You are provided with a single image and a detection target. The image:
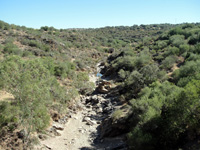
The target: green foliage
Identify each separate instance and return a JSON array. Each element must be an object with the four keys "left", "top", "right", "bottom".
[
  {"left": 111, "top": 109, "right": 124, "bottom": 121},
  {"left": 74, "top": 59, "right": 85, "bottom": 70},
  {"left": 3, "top": 43, "right": 23, "bottom": 56},
  {"left": 0, "top": 56, "right": 70, "bottom": 133},
  {"left": 188, "top": 33, "right": 200, "bottom": 44},
  {"left": 169, "top": 27, "right": 183, "bottom": 36},
  {"left": 22, "top": 39, "right": 51, "bottom": 52},
  {"left": 135, "top": 50, "right": 151, "bottom": 68},
  {"left": 124, "top": 71, "right": 144, "bottom": 94},
  {"left": 111, "top": 50, "right": 151, "bottom": 75},
  {"left": 54, "top": 61, "right": 75, "bottom": 78},
  {"left": 173, "top": 60, "right": 200, "bottom": 85},
  {"left": 179, "top": 44, "right": 189, "bottom": 54},
  {"left": 139, "top": 64, "right": 159, "bottom": 85},
  {"left": 1, "top": 20, "right": 200, "bottom": 149},
  {"left": 128, "top": 126, "right": 154, "bottom": 150},
  {"left": 73, "top": 72, "right": 94, "bottom": 95},
  {"left": 112, "top": 55, "right": 136, "bottom": 72},
  {"left": 169, "top": 35, "right": 185, "bottom": 47},
  {"left": 128, "top": 81, "right": 183, "bottom": 149},
  {"left": 195, "top": 43, "right": 200, "bottom": 53},
  {"left": 157, "top": 40, "right": 168, "bottom": 49},
  {"left": 161, "top": 55, "right": 177, "bottom": 69},
  {"left": 118, "top": 69, "right": 130, "bottom": 80},
  {"left": 155, "top": 79, "right": 200, "bottom": 147},
  {"left": 0, "top": 102, "right": 20, "bottom": 131}
]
